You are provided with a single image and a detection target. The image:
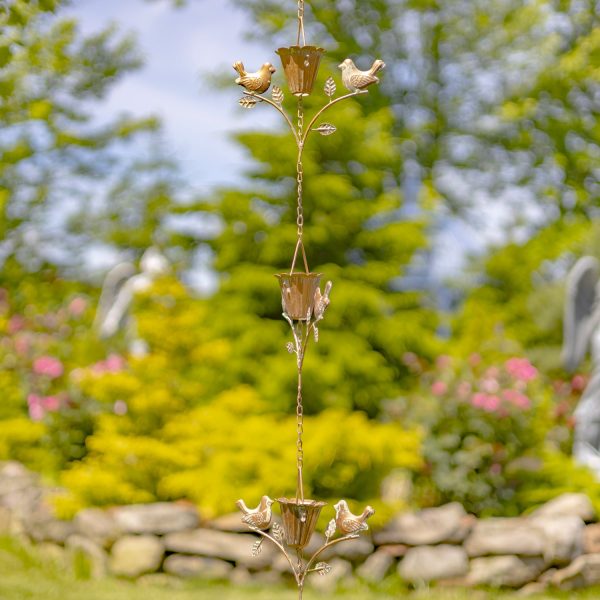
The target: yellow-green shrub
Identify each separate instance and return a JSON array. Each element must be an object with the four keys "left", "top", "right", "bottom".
[{"left": 60, "top": 386, "right": 421, "bottom": 522}]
